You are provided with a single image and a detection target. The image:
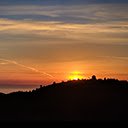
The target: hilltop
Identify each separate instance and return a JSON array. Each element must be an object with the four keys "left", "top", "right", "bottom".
[{"left": 0, "top": 76, "right": 128, "bottom": 122}]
